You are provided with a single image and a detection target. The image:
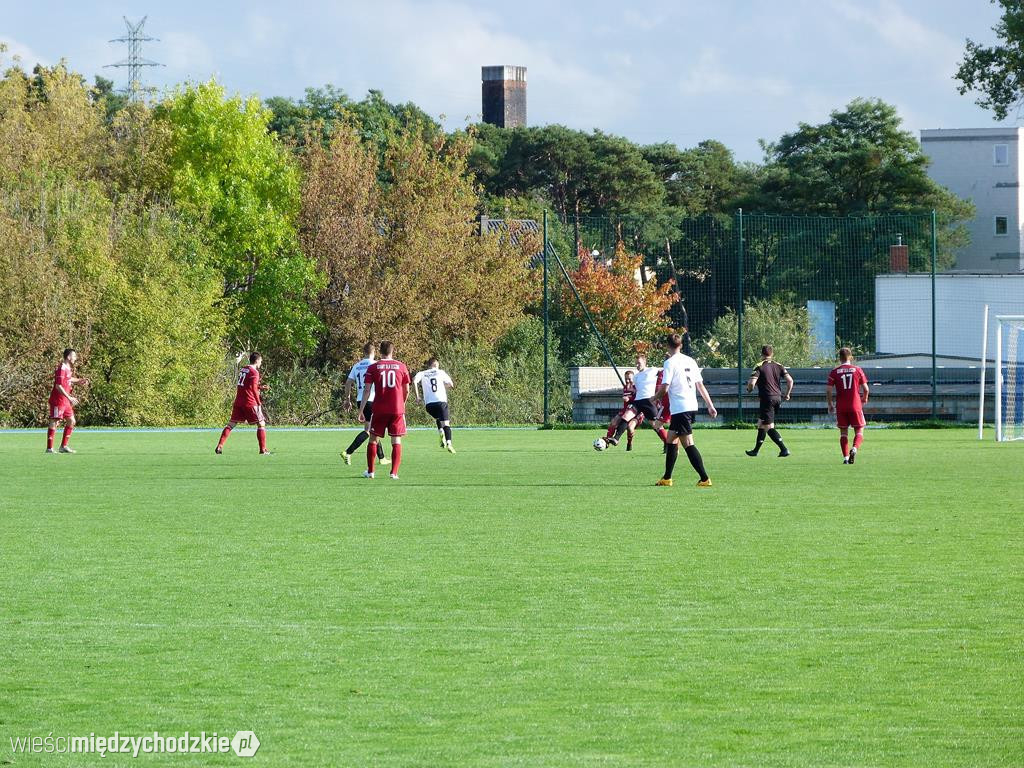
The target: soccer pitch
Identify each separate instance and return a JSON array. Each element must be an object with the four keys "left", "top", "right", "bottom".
[{"left": 1, "top": 428, "right": 1021, "bottom": 766}]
